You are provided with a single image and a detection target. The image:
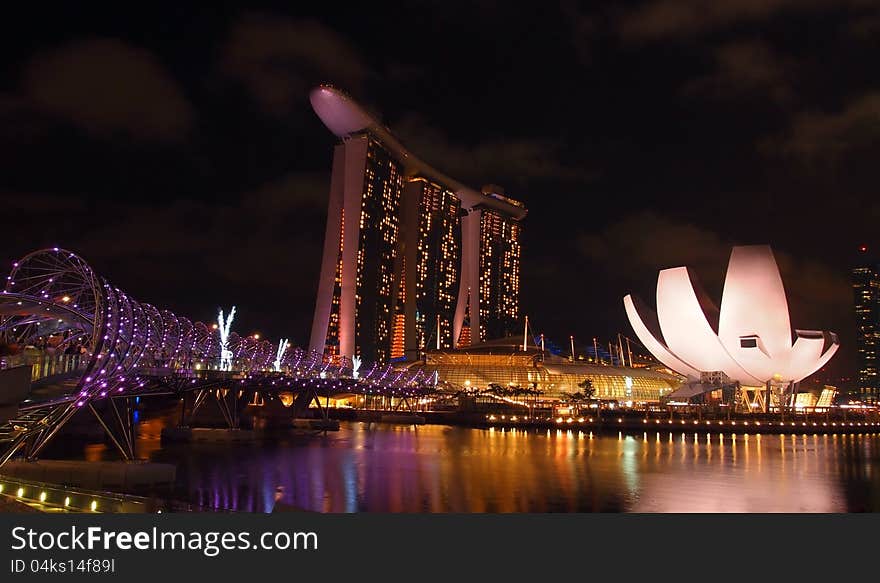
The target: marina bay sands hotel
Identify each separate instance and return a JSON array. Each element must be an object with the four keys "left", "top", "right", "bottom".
[{"left": 308, "top": 86, "right": 527, "bottom": 365}]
